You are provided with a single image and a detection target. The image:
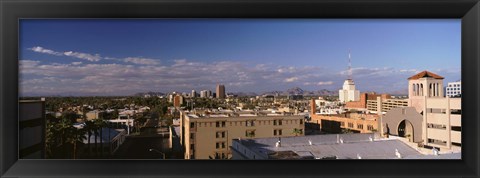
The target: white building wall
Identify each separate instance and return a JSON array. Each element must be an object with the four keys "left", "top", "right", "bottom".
[{"left": 446, "top": 81, "right": 461, "bottom": 97}]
